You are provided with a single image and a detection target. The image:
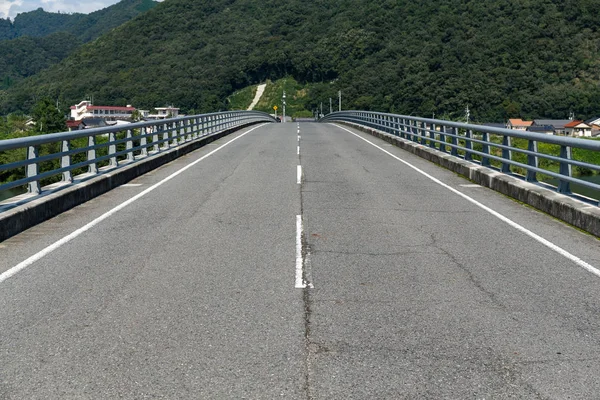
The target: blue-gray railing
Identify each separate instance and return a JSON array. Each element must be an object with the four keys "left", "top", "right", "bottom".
[
  {"left": 0, "top": 110, "right": 274, "bottom": 200},
  {"left": 320, "top": 111, "right": 600, "bottom": 201}
]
